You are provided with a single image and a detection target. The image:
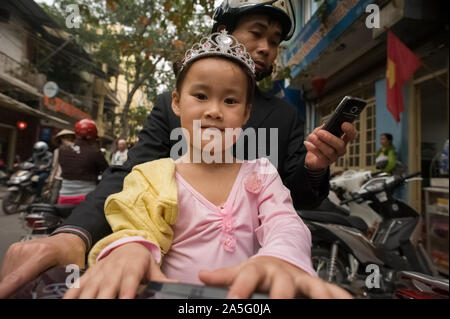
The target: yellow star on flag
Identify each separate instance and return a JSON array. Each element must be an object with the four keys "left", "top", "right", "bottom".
[{"left": 386, "top": 58, "right": 396, "bottom": 89}]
